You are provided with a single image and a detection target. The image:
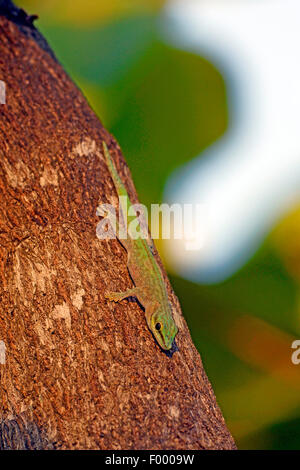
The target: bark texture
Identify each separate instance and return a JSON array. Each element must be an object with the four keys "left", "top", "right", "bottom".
[{"left": 0, "top": 2, "right": 236, "bottom": 450}]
